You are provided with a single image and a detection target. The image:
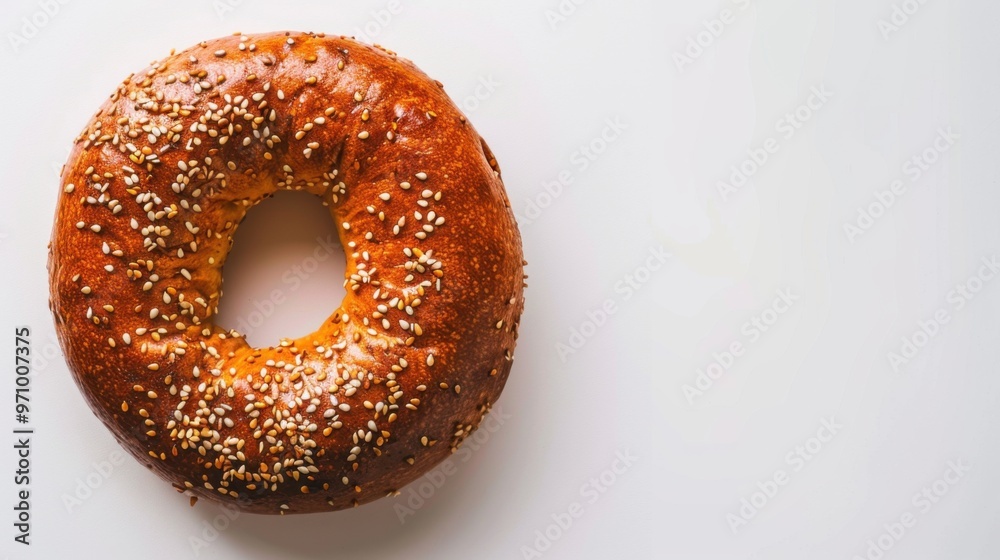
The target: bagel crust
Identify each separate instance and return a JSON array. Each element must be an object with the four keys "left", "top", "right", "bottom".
[{"left": 48, "top": 31, "right": 524, "bottom": 514}]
